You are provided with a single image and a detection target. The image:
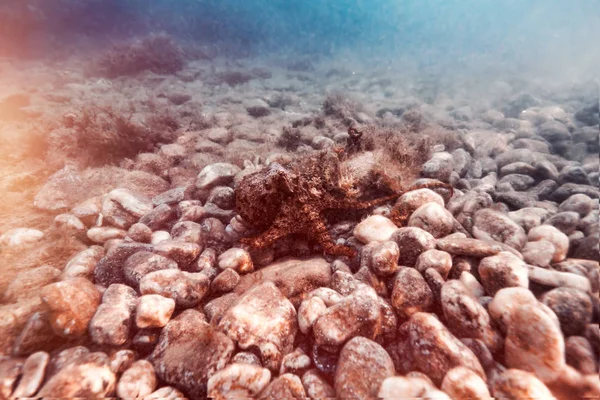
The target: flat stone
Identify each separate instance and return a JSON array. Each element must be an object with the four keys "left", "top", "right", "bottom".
[
  {"left": 353, "top": 215, "right": 398, "bottom": 244},
  {"left": 408, "top": 202, "right": 454, "bottom": 238},
  {"left": 436, "top": 237, "right": 503, "bottom": 258},
  {"left": 123, "top": 251, "right": 178, "bottom": 289},
  {"left": 478, "top": 252, "right": 529, "bottom": 296},
  {"left": 10, "top": 351, "right": 49, "bottom": 398},
  {"left": 490, "top": 369, "right": 554, "bottom": 400},
  {"left": 0, "top": 228, "right": 44, "bottom": 247},
  {"left": 4, "top": 265, "right": 60, "bottom": 303},
  {"left": 140, "top": 269, "right": 210, "bottom": 308},
  {"left": 135, "top": 295, "right": 175, "bottom": 328},
  {"left": 153, "top": 239, "right": 202, "bottom": 267},
  {"left": 472, "top": 209, "right": 527, "bottom": 250},
  {"left": 392, "top": 227, "right": 436, "bottom": 266}
]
